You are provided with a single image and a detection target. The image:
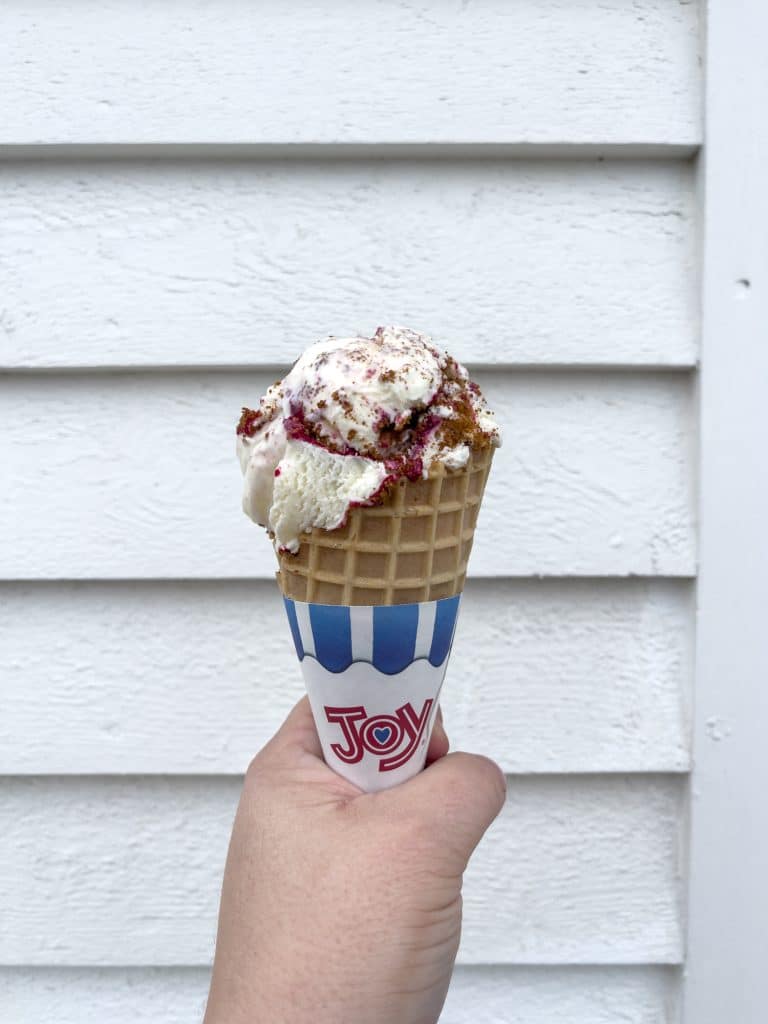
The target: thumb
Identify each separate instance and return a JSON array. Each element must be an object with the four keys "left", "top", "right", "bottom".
[
  {"left": 259, "top": 696, "right": 324, "bottom": 762},
  {"left": 385, "top": 751, "right": 506, "bottom": 869}
]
